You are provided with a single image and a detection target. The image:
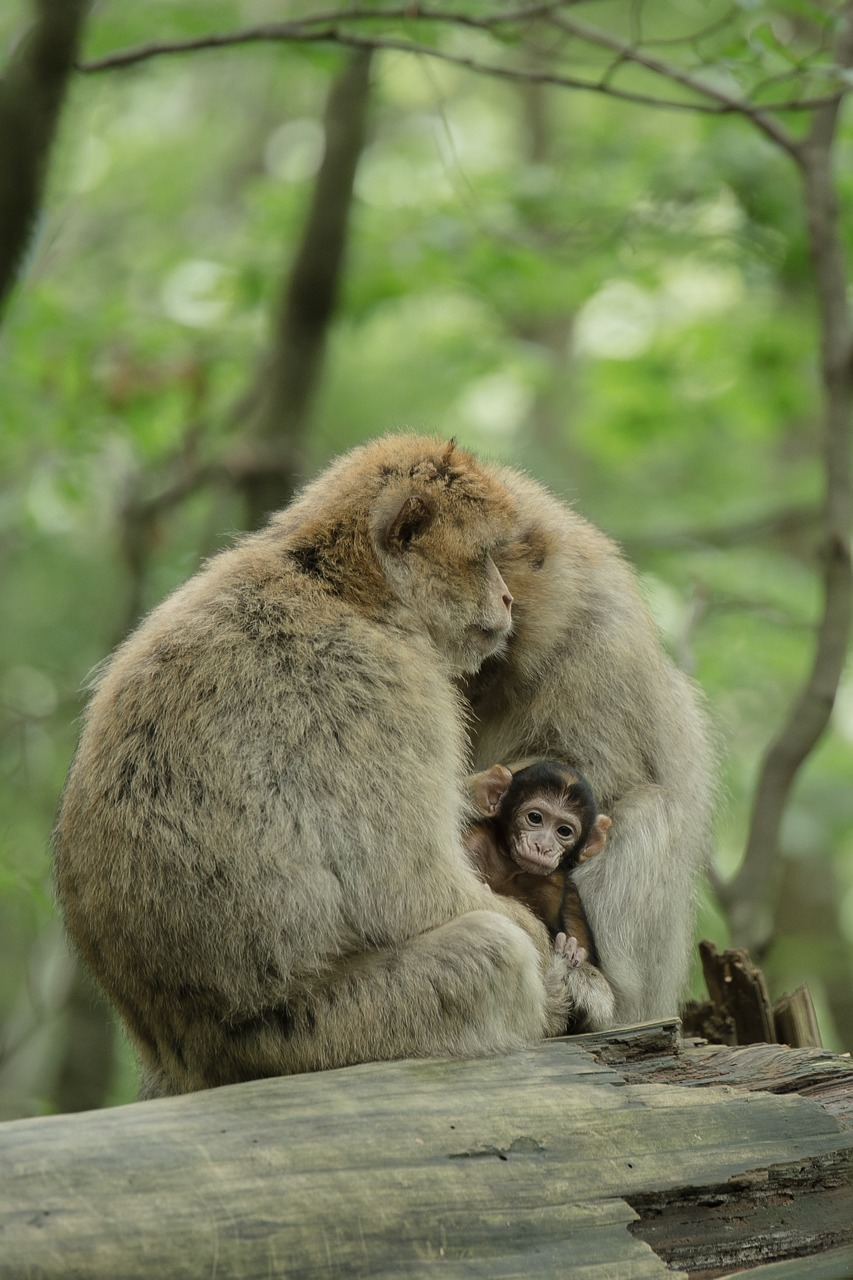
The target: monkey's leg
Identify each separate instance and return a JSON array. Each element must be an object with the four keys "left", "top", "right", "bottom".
[
  {"left": 574, "top": 785, "right": 692, "bottom": 1026},
  {"left": 179, "top": 910, "right": 570, "bottom": 1086}
]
